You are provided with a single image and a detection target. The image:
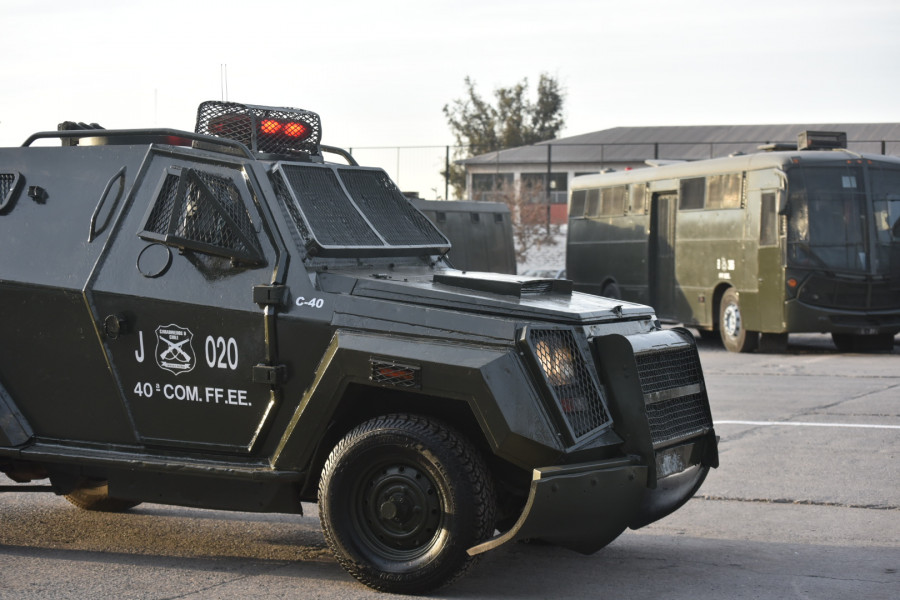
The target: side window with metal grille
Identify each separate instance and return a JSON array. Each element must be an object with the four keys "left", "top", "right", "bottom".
[
  {"left": 706, "top": 173, "right": 743, "bottom": 209},
  {"left": 1, "top": 172, "right": 23, "bottom": 213},
  {"left": 139, "top": 167, "right": 264, "bottom": 265},
  {"left": 679, "top": 177, "right": 705, "bottom": 210},
  {"left": 760, "top": 192, "right": 778, "bottom": 247}
]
